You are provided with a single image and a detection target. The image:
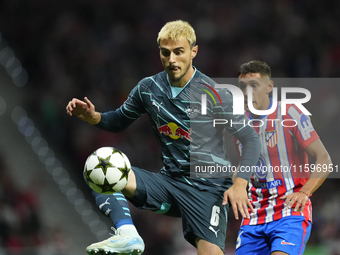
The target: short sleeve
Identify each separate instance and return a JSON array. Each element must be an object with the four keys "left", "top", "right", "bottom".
[{"left": 286, "top": 105, "right": 319, "bottom": 150}]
